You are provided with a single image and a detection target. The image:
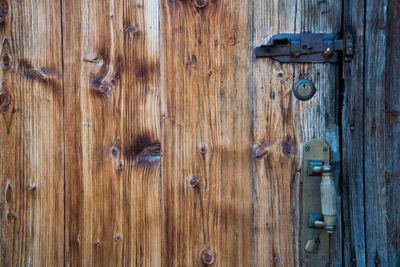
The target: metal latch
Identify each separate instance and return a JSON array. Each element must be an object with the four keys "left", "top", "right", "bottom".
[{"left": 254, "top": 33, "right": 353, "bottom": 63}]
